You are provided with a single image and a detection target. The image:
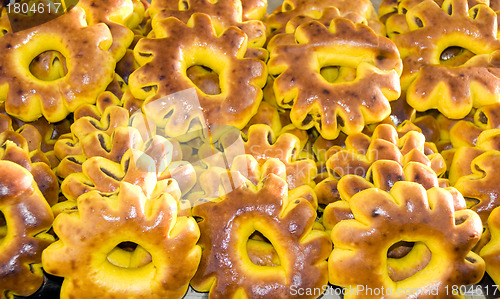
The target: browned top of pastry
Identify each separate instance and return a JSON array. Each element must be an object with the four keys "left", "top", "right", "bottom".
[
  {"left": 191, "top": 174, "right": 331, "bottom": 298},
  {"left": 0, "top": 160, "right": 53, "bottom": 298},
  {"left": 130, "top": 14, "right": 266, "bottom": 131},
  {"left": 0, "top": 7, "right": 115, "bottom": 122}
]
